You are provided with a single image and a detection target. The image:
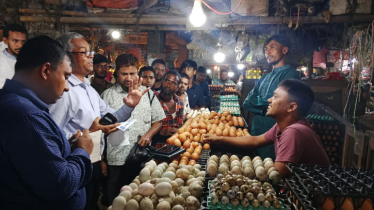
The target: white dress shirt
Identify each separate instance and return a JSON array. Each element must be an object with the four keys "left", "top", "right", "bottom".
[
  {"left": 49, "top": 74, "right": 133, "bottom": 154},
  {"left": 0, "top": 48, "right": 16, "bottom": 88}
]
